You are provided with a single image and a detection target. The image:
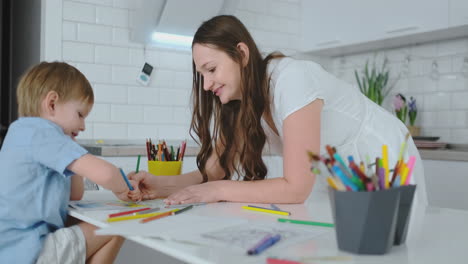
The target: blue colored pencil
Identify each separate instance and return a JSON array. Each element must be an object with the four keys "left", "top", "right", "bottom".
[{"left": 119, "top": 168, "right": 134, "bottom": 191}]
